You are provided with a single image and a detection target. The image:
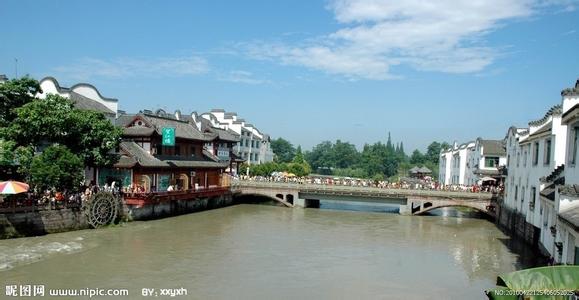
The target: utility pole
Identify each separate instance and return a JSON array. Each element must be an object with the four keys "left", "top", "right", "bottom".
[{"left": 14, "top": 58, "right": 18, "bottom": 78}]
